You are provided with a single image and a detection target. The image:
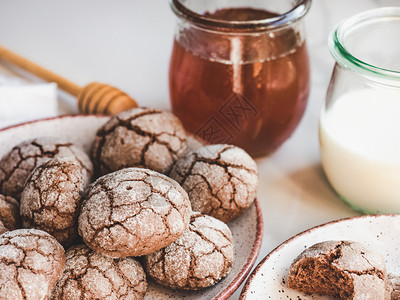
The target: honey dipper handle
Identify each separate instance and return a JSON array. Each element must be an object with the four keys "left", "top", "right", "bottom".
[{"left": 0, "top": 46, "right": 81, "bottom": 96}]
